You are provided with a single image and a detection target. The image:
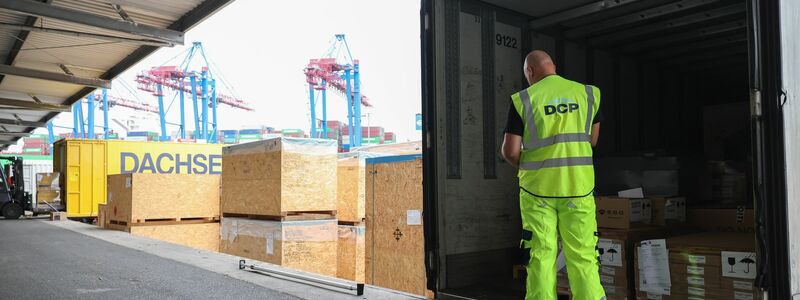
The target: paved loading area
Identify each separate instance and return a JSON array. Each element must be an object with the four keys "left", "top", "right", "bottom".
[{"left": 0, "top": 219, "right": 422, "bottom": 300}]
